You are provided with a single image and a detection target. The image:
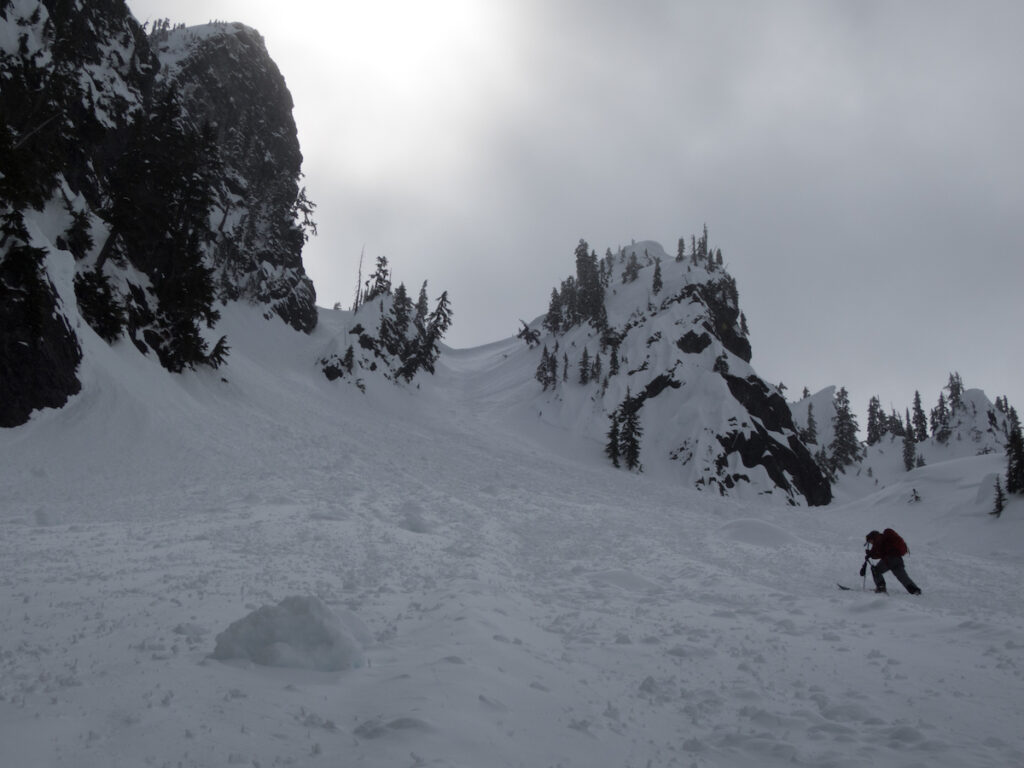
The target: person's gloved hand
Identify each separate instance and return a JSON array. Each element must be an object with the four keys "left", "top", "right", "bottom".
[{"left": 859, "top": 562, "right": 867, "bottom": 577}]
